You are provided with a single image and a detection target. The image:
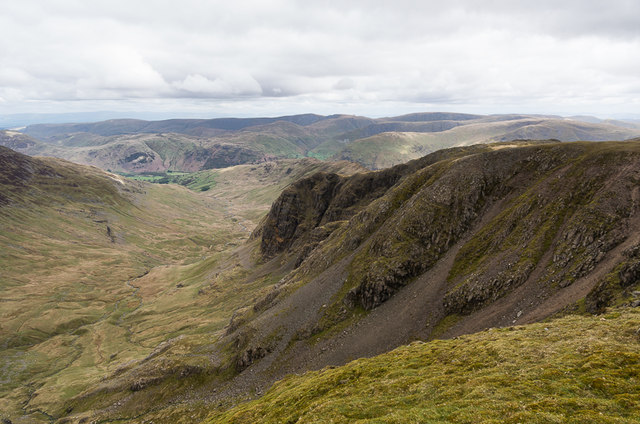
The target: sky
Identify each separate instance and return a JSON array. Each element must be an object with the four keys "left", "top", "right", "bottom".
[{"left": 1, "top": 0, "right": 639, "bottom": 121}]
